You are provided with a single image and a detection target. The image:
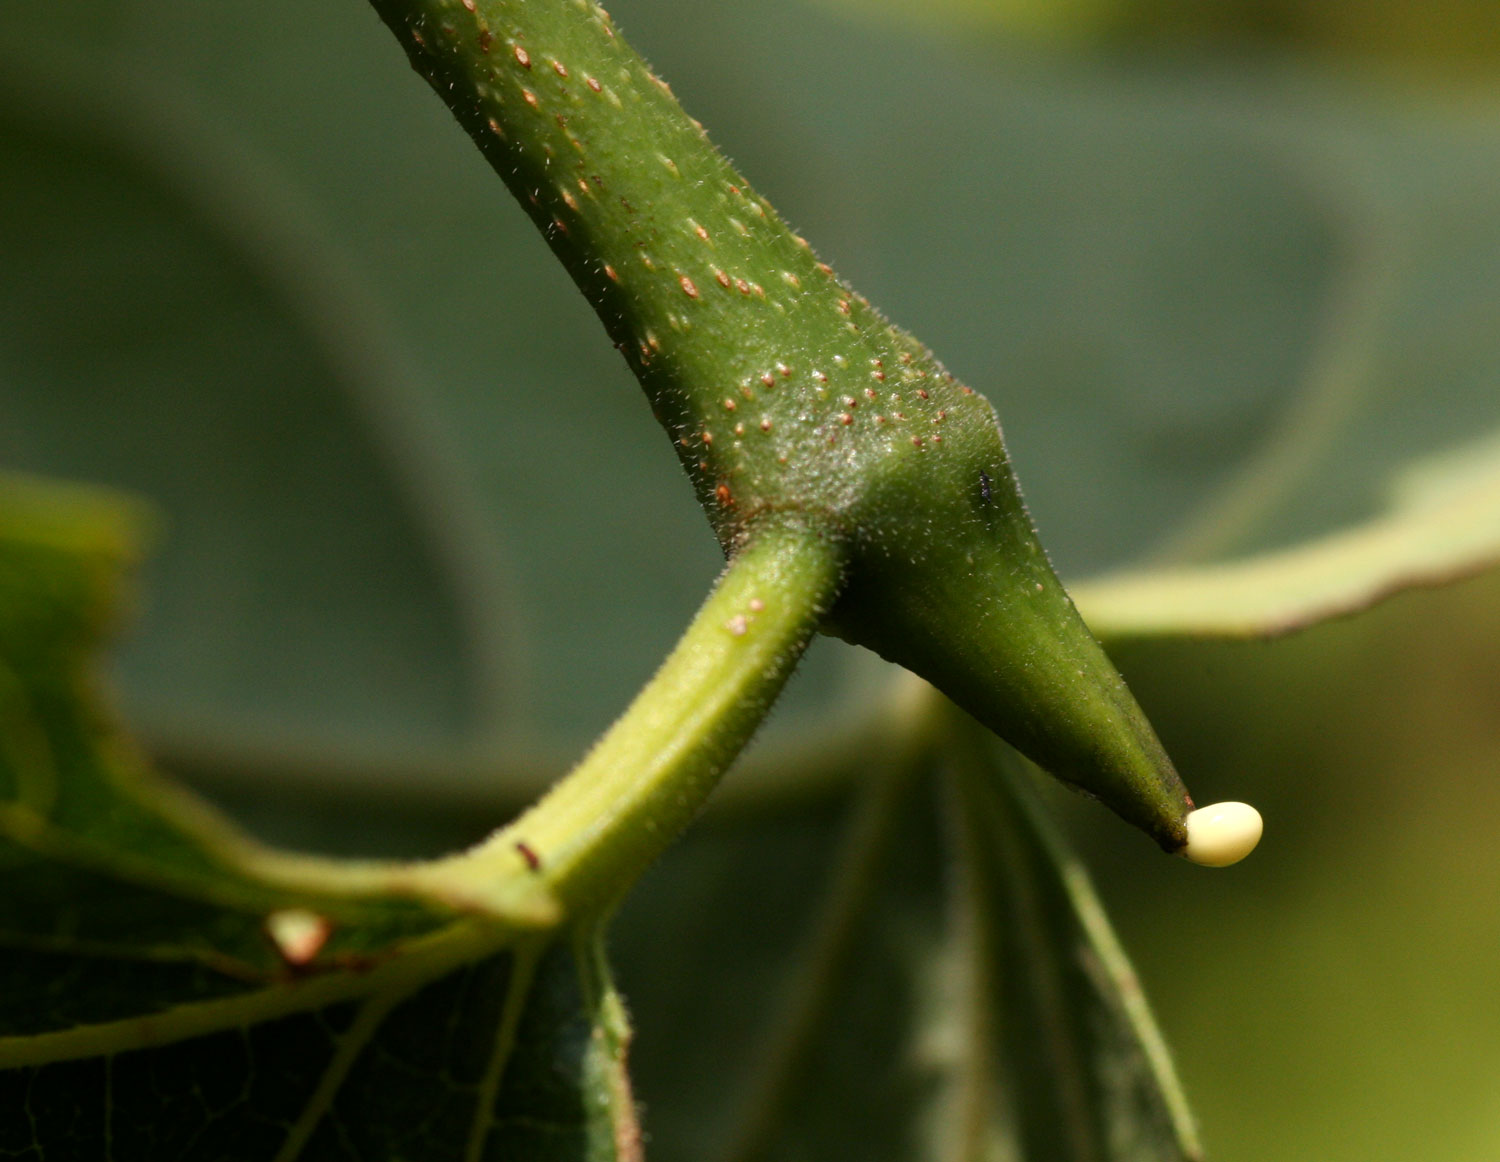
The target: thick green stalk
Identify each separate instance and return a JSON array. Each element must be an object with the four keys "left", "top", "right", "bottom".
[
  {"left": 368, "top": 0, "right": 1194, "bottom": 849},
  {"left": 421, "top": 519, "right": 843, "bottom": 916}
]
